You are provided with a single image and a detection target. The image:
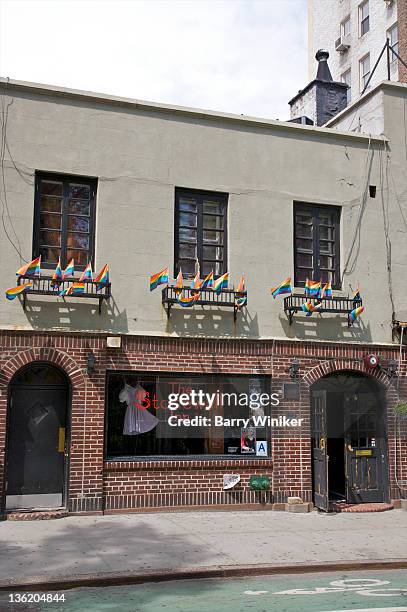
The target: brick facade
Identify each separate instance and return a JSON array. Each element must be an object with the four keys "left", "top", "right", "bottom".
[
  {"left": 398, "top": 0, "right": 407, "bottom": 83},
  {"left": 0, "top": 331, "right": 406, "bottom": 515}
]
